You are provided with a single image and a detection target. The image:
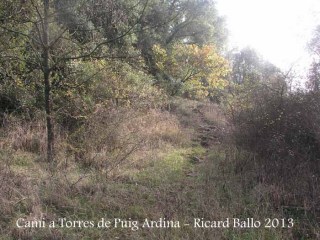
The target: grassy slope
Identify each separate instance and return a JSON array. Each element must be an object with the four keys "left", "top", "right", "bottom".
[{"left": 0, "top": 100, "right": 317, "bottom": 239}]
